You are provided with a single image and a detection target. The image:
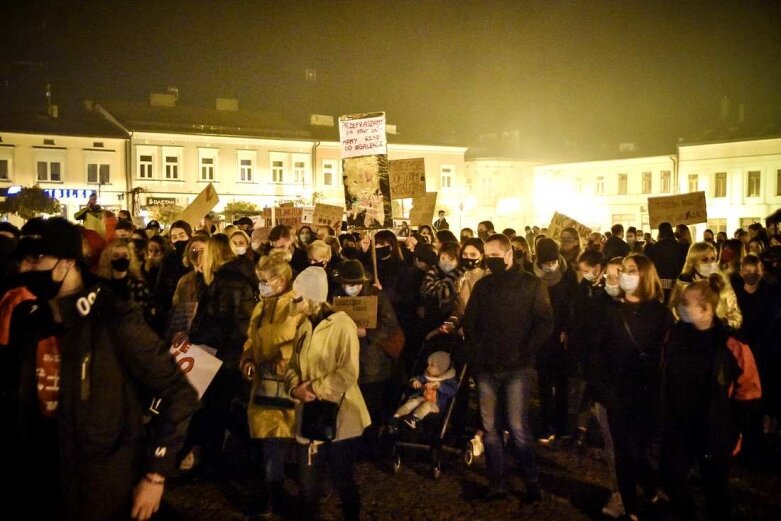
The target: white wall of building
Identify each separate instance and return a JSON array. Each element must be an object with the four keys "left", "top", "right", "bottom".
[
  {"left": 463, "top": 159, "right": 538, "bottom": 232},
  {"left": 0, "top": 131, "right": 128, "bottom": 220}
]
